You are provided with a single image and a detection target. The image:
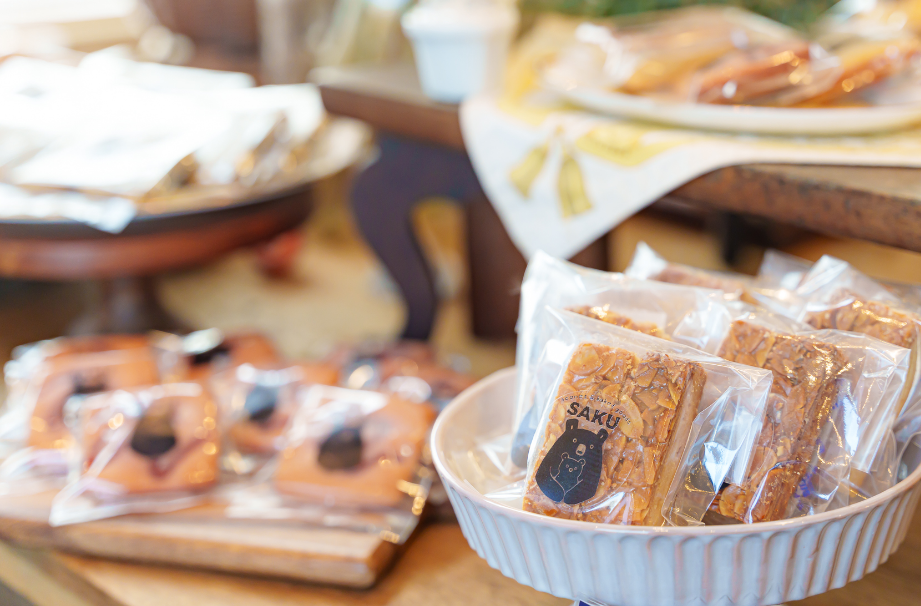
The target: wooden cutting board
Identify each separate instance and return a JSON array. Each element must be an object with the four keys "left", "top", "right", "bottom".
[{"left": 0, "top": 492, "right": 399, "bottom": 589}]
